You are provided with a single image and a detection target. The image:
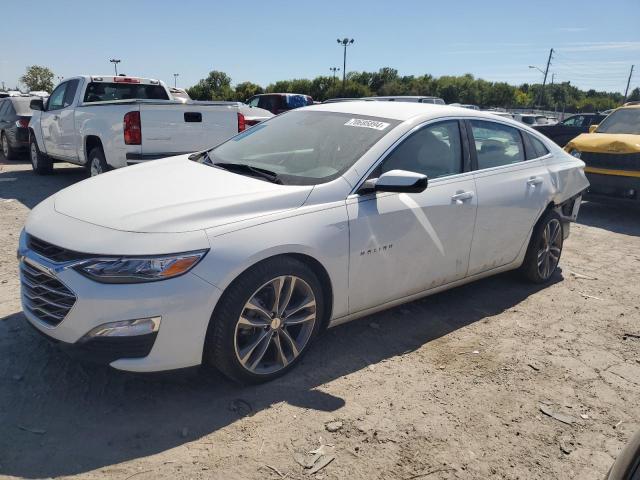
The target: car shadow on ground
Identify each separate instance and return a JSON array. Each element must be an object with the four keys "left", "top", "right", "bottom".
[
  {"left": 577, "top": 200, "right": 640, "bottom": 237},
  {"left": 0, "top": 163, "right": 86, "bottom": 209},
  {"left": 0, "top": 270, "right": 560, "bottom": 478}
]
